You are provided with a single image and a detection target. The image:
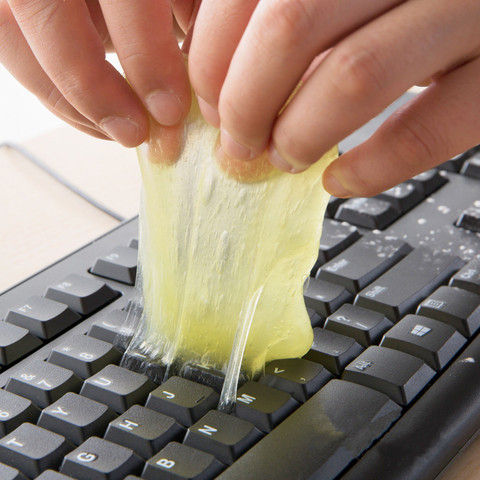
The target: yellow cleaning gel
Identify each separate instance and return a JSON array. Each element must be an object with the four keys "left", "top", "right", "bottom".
[{"left": 126, "top": 96, "right": 336, "bottom": 400}]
